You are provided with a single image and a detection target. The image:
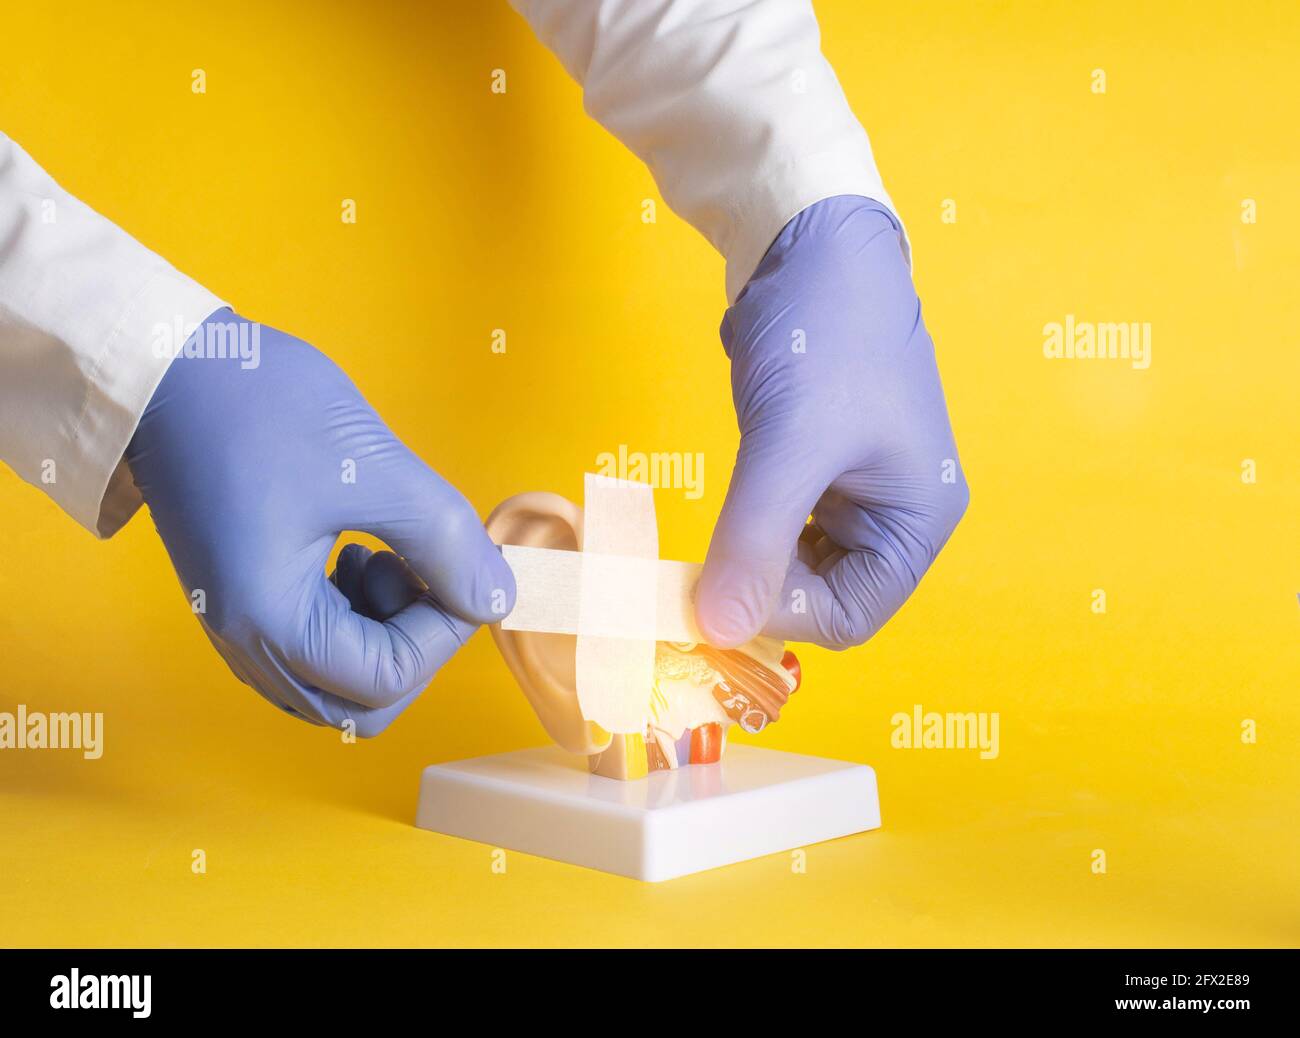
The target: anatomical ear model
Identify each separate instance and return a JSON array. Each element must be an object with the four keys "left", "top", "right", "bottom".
[{"left": 485, "top": 492, "right": 801, "bottom": 780}]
